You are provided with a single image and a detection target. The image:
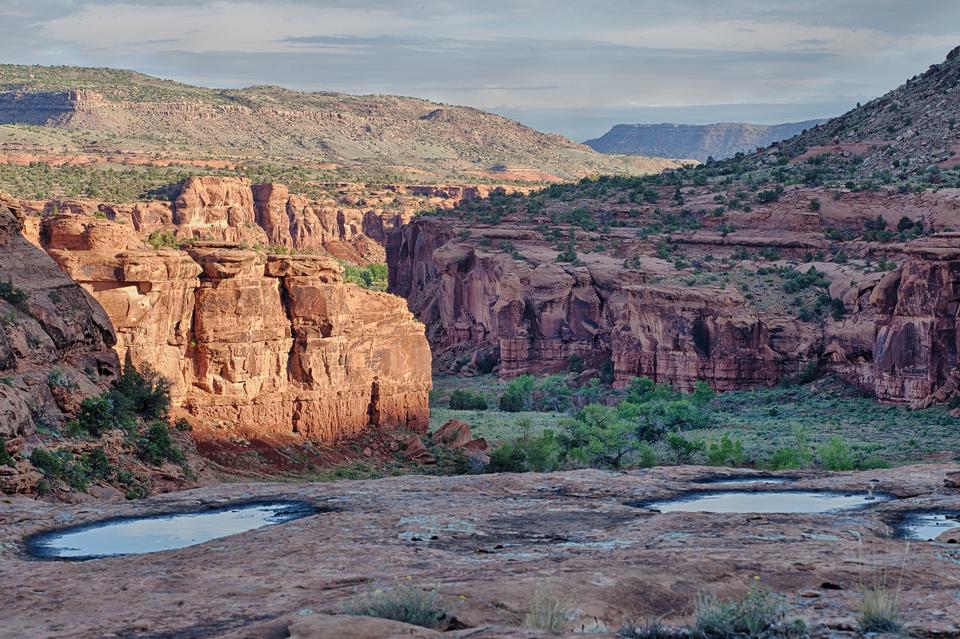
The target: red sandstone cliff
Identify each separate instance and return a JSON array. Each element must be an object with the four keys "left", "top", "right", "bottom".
[
  {"left": 43, "top": 215, "right": 432, "bottom": 441},
  {"left": 16, "top": 177, "right": 535, "bottom": 265},
  {"left": 388, "top": 206, "right": 960, "bottom": 405}
]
